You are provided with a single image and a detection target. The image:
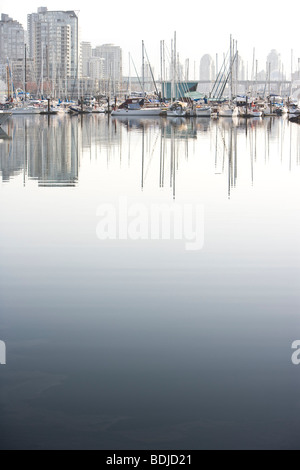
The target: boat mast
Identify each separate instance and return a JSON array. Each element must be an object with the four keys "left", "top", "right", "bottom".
[
  {"left": 268, "top": 62, "right": 271, "bottom": 97},
  {"left": 229, "top": 34, "right": 232, "bottom": 104},
  {"left": 171, "top": 38, "right": 174, "bottom": 103},
  {"left": 255, "top": 59, "right": 258, "bottom": 97},
  {"left": 174, "top": 31, "right": 177, "bottom": 100},
  {"left": 24, "top": 44, "right": 27, "bottom": 101},
  {"left": 41, "top": 44, "right": 44, "bottom": 99},
  {"left": 144, "top": 45, "right": 159, "bottom": 97},
  {"left": 235, "top": 41, "right": 239, "bottom": 98},
  {"left": 160, "top": 41, "right": 163, "bottom": 99},
  {"left": 142, "top": 40, "right": 145, "bottom": 95},
  {"left": 163, "top": 40, "right": 166, "bottom": 100},
  {"left": 128, "top": 52, "right": 131, "bottom": 96}
]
